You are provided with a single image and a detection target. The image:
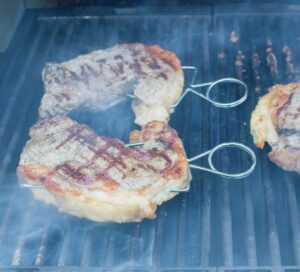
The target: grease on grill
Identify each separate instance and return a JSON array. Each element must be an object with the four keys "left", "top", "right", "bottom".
[
  {"left": 252, "top": 52, "right": 262, "bottom": 93},
  {"left": 230, "top": 31, "right": 239, "bottom": 43},
  {"left": 282, "top": 45, "right": 296, "bottom": 81},
  {"left": 217, "top": 52, "right": 226, "bottom": 76},
  {"left": 235, "top": 50, "right": 245, "bottom": 80},
  {"left": 266, "top": 38, "right": 279, "bottom": 79}
]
